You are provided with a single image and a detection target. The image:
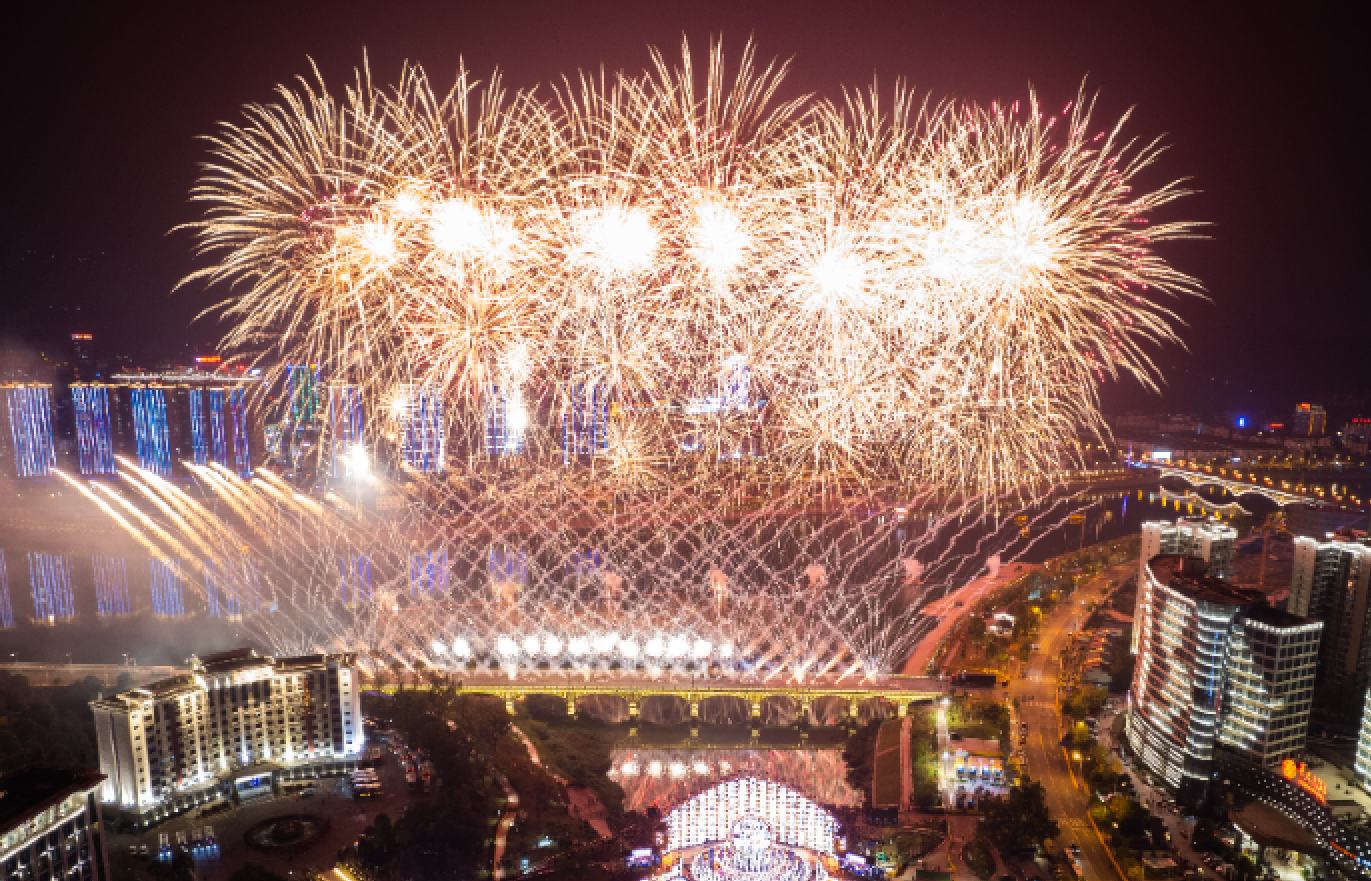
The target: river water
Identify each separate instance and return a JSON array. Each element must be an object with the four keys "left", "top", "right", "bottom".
[{"left": 0, "top": 480, "right": 1262, "bottom": 667}]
